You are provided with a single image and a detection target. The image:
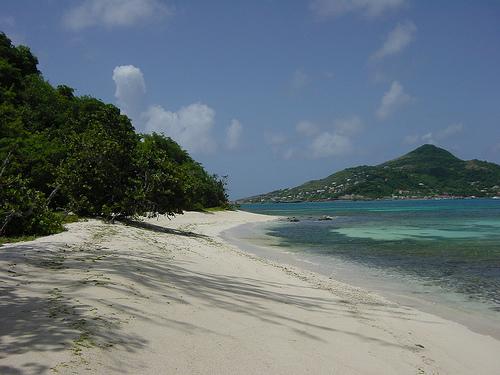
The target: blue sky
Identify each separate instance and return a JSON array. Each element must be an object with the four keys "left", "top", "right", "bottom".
[{"left": 2, "top": 0, "right": 500, "bottom": 199}]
